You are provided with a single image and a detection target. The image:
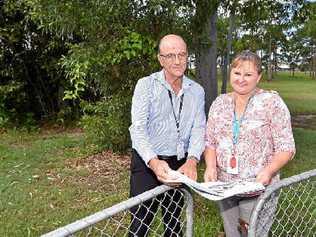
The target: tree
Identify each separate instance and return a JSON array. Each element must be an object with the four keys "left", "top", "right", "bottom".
[
  {"left": 0, "top": 0, "right": 69, "bottom": 124},
  {"left": 194, "top": 0, "right": 219, "bottom": 114},
  {"left": 217, "top": 0, "right": 239, "bottom": 94},
  {"left": 298, "top": 1, "right": 316, "bottom": 78},
  {"left": 22, "top": 0, "right": 197, "bottom": 150}
]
